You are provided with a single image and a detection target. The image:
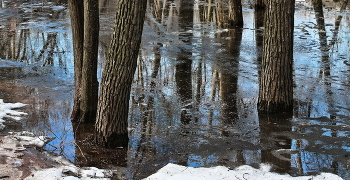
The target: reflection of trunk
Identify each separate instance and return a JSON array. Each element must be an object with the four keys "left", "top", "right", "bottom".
[
  {"left": 215, "top": 0, "right": 226, "bottom": 28},
  {"left": 219, "top": 29, "right": 242, "bottom": 126},
  {"left": 42, "top": 33, "right": 58, "bottom": 66},
  {"left": 312, "top": 0, "right": 331, "bottom": 81},
  {"left": 312, "top": 0, "right": 334, "bottom": 109},
  {"left": 228, "top": 0, "right": 243, "bottom": 28},
  {"left": 258, "top": 0, "right": 295, "bottom": 113},
  {"left": 259, "top": 113, "right": 292, "bottom": 172},
  {"left": 208, "top": 70, "right": 219, "bottom": 127},
  {"left": 254, "top": 8, "right": 264, "bottom": 59},
  {"left": 176, "top": 0, "right": 194, "bottom": 125},
  {"left": 96, "top": 0, "right": 147, "bottom": 147},
  {"left": 312, "top": 0, "right": 328, "bottom": 53},
  {"left": 69, "top": 0, "right": 99, "bottom": 123},
  {"left": 36, "top": 33, "right": 58, "bottom": 64},
  {"left": 329, "top": 0, "right": 348, "bottom": 46},
  {"left": 176, "top": 52, "right": 193, "bottom": 125},
  {"left": 206, "top": 0, "right": 214, "bottom": 22}
]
